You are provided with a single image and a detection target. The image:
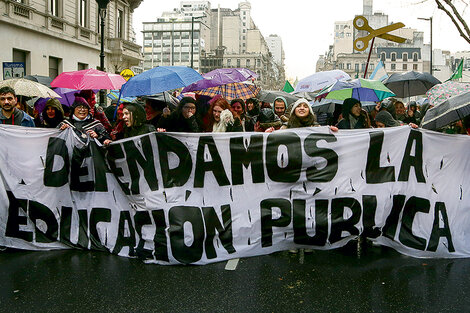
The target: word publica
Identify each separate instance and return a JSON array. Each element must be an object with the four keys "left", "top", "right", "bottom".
[{"left": 43, "top": 130, "right": 425, "bottom": 194}]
